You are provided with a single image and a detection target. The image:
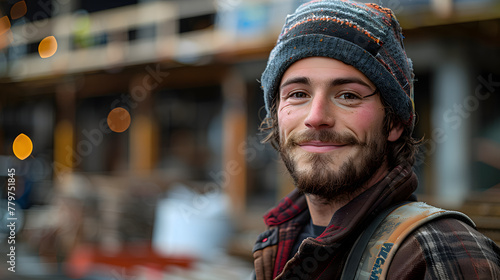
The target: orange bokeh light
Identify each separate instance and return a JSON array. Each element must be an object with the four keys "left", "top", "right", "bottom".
[
  {"left": 107, "top": 107, "right": 131, "bottom": 133},
  {"left": 10, "top": 1, "right": 27, "bottom": 20},
  {"left": 0, "top": 16, "right": 11, "bottom": 36},
  {"left": 13, "top": 133, "right": 33, "bottom": 160},
  {"left": 39, "top": 36, "right": 58, "bottom": 58}
]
